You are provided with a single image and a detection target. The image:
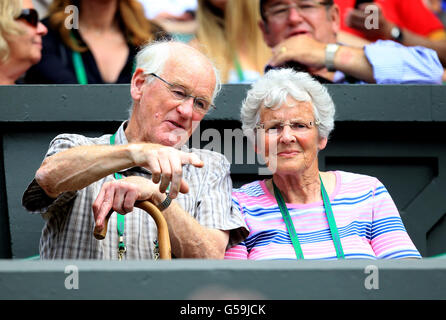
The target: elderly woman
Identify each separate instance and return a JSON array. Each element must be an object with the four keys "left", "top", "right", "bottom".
[
  {"left": 225, "top": 69, "right": 421, "bottom": 260},
  {"left": 0, "top": 0, "right": 47, "bottom": 84}
]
